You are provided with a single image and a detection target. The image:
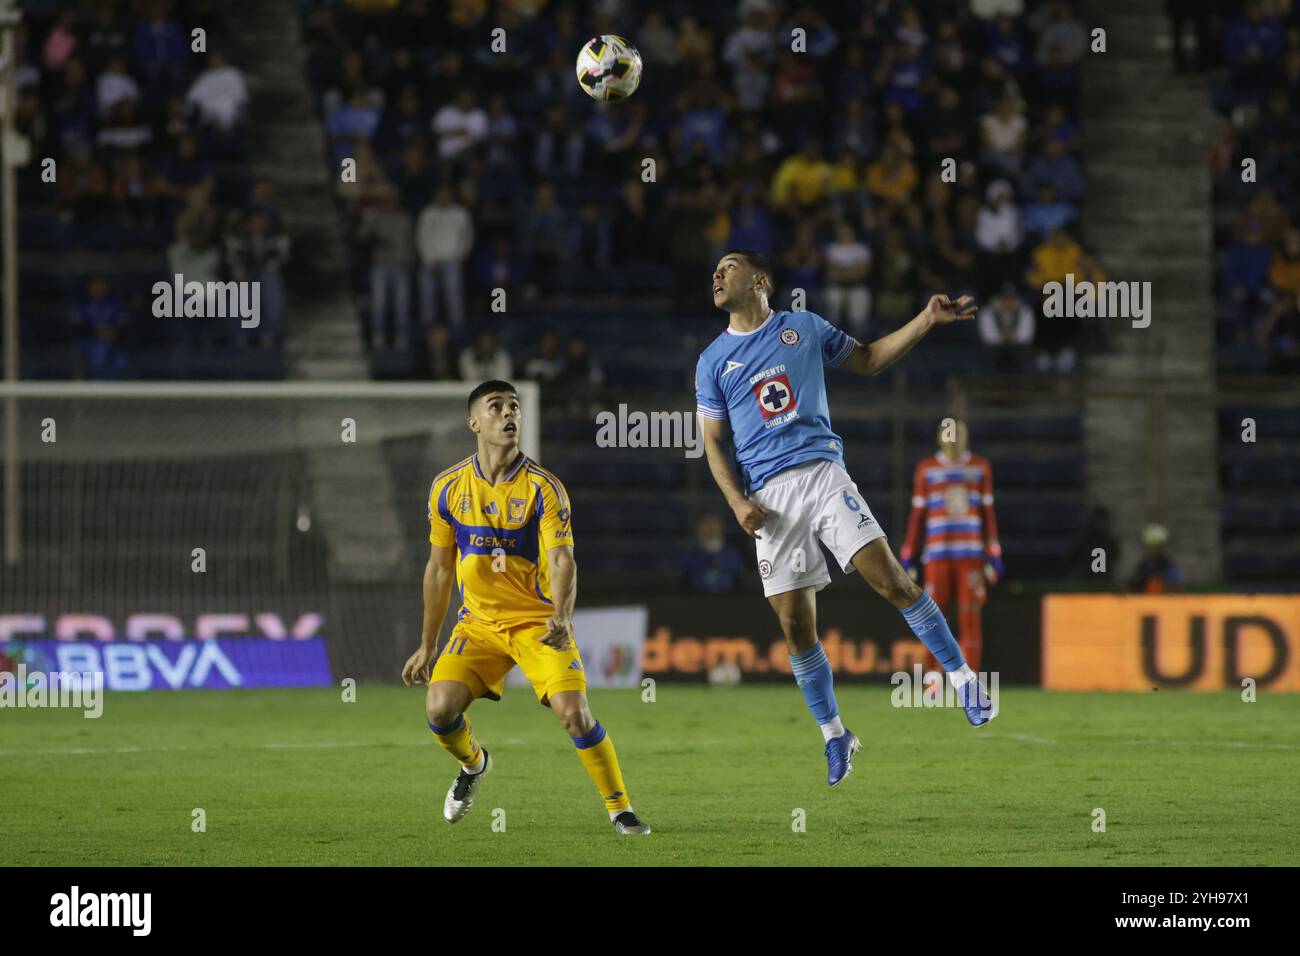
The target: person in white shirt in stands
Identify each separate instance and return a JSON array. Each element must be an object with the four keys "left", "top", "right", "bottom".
[
  {"left": 96, "top": 54, "right": 140, "bottom": 118},
  {"left": 978, "top": 282, "right": 1035, "bottom": 371},
  {"left": 458, "top": 331, "right": 512, "bottom": 382},
  {"left": 186, "top": 49, "right": 248, "bottom": 132},
  {"left": 823, "top": 220, "right": 873, "bottom": 338},
  {"left": 432, "top": 88, "right": 488, "bottom": 165},
  {"left": 975, "top": 179, "right": 1023, "bottom": 289},
  {"left": 979, "top": 93, "right": 1028, "bottom": 178},
  {"left": 416, "top": 184, "right": 474, "bottom": 335}
]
